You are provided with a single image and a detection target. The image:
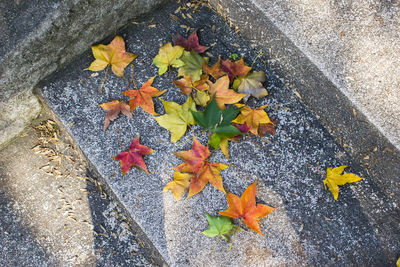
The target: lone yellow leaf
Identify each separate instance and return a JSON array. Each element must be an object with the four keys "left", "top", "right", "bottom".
[
  {"left": 323, "top": 165, "right": 363, "bottom": 200},
  {"left": 88, "top": 36, "right": 137, "bottom": 77}
]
